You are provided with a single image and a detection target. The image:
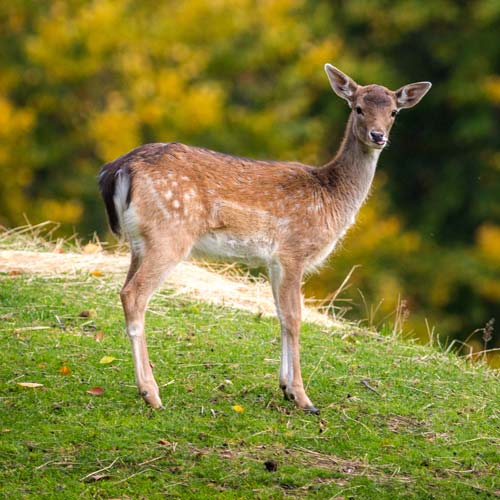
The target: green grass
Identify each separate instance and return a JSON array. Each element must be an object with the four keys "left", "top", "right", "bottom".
[{"left": 1, "top": 273, "right": 499, "bottom": 499}]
